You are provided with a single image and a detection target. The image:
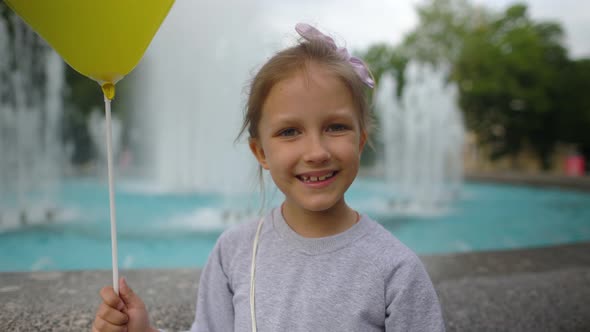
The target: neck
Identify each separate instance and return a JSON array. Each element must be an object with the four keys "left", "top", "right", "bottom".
[{"left": 281, "top": 199, "right": 358, "bottom": 238}]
